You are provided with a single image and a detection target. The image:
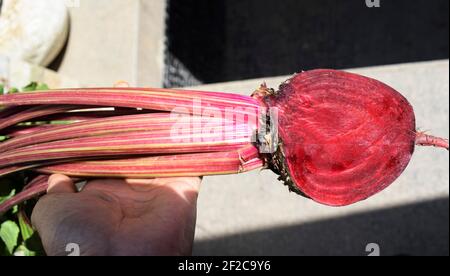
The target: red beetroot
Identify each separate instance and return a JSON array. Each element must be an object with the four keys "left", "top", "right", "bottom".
[{"left": 258, "top": 70, "right": 419, "bottom": 206}]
